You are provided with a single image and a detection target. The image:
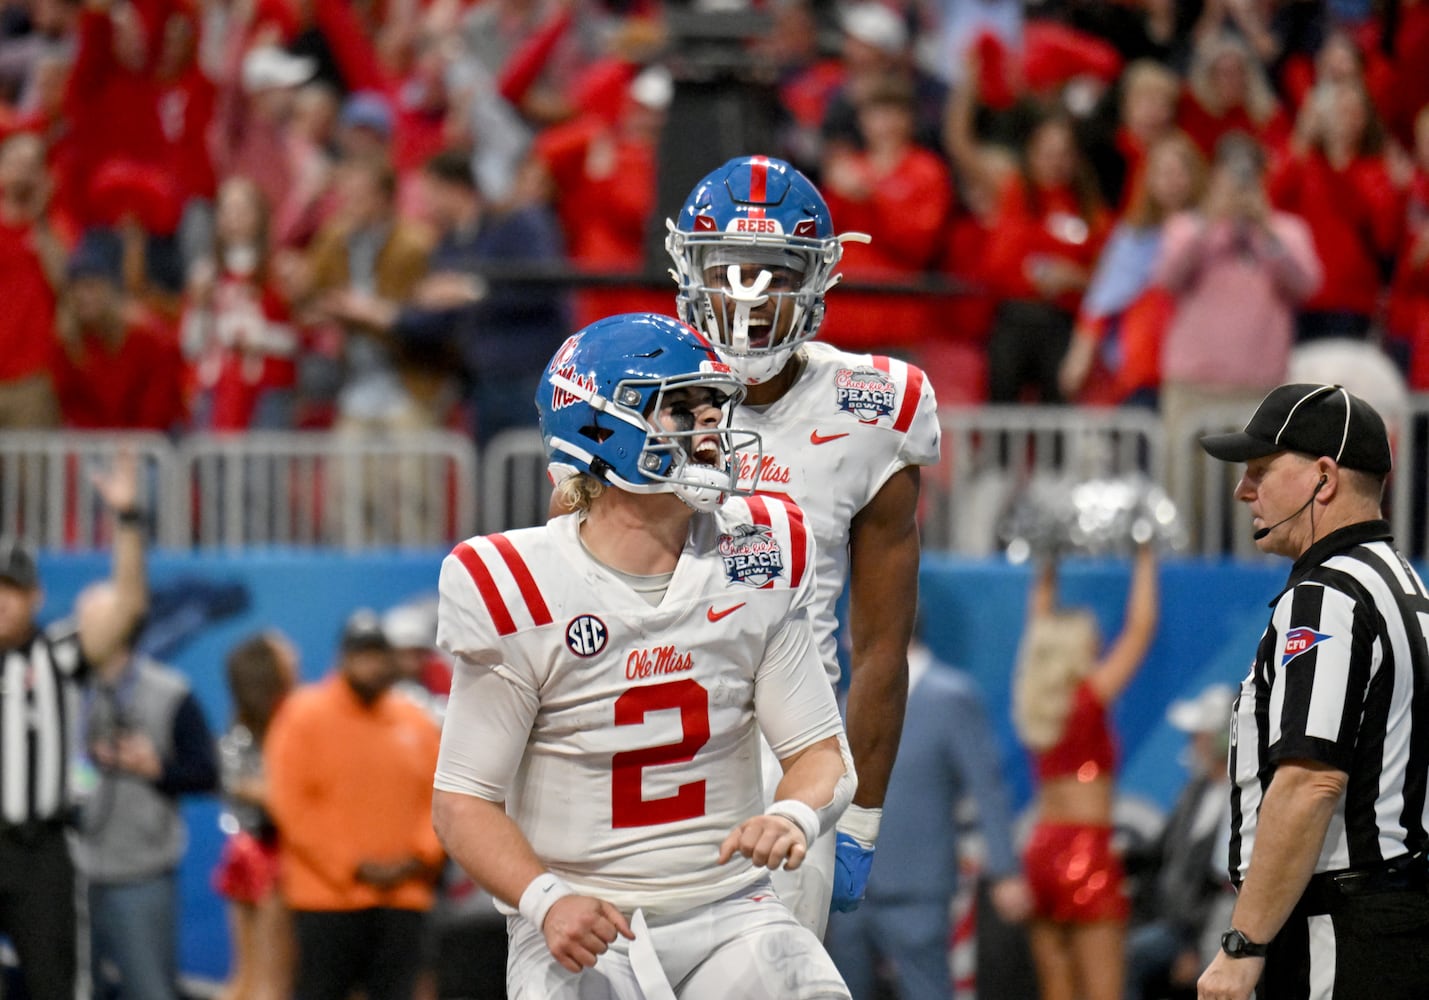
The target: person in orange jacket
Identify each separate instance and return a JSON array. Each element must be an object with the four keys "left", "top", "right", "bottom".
[{"left": 264, "top": 609, "right": 443, "bottom": 1000}]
